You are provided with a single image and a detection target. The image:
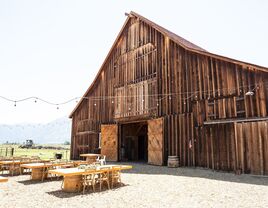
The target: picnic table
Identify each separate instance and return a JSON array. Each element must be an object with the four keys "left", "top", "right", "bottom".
[
  {"left": 49, "top": 165, "right": 132, "bottom": 192},
  {"left": 0, "top": 176, "right": 8, "bottom": 183},
  {"left": 20, "top": 162, "right": 74, "bottom": 180},
  {"left": 0, "top": 159, "right": 49, "bottom": 175},
  {"left": 80, "top": 153, "right": 101, "bottom": 163}
]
